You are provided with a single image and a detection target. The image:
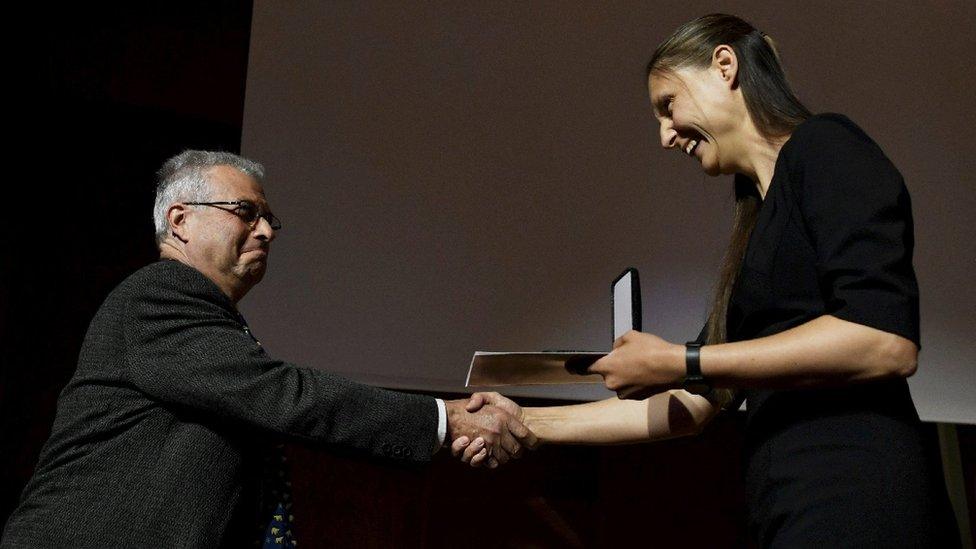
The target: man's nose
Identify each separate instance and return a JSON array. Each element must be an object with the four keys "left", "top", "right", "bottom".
[
  {"left": 254, "top": 217, "right": 276, "bottom": 242},
  {"left": 660, "top": 121, "right": 677, "bottom": 149}
]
